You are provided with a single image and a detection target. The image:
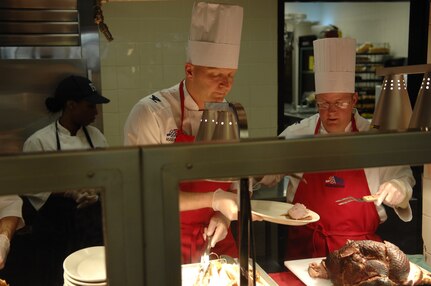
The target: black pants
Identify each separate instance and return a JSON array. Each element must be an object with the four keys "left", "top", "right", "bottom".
[{"left": 0, "top": 195, "right": 104, "bottom": 286}]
